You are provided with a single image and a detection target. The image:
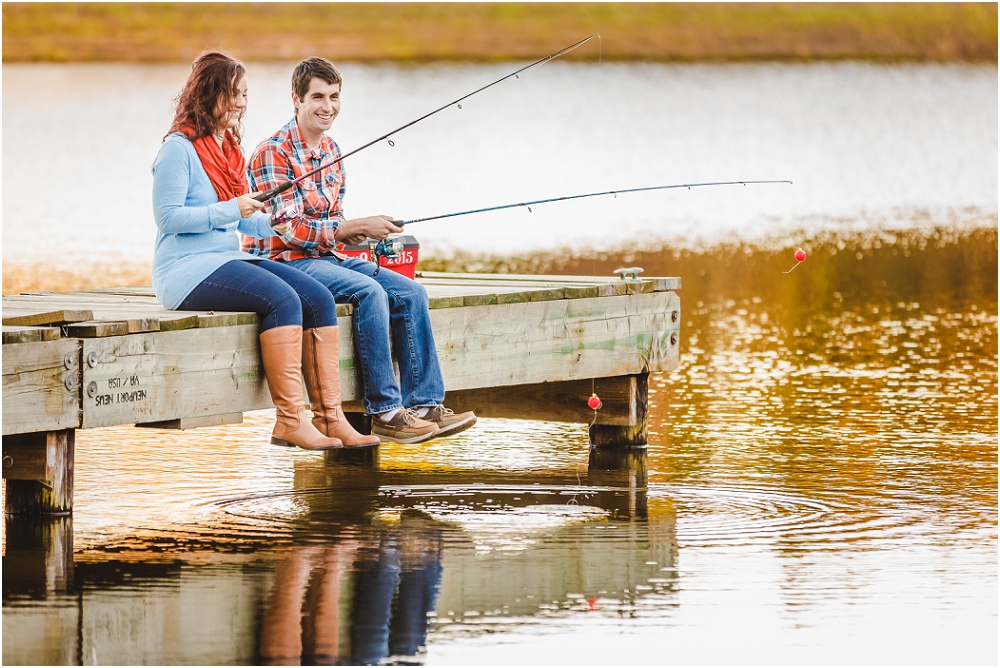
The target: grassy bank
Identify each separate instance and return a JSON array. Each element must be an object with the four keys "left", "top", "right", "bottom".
[{"left": 3, "top": 2, "right": 996, "bottom": 63}]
